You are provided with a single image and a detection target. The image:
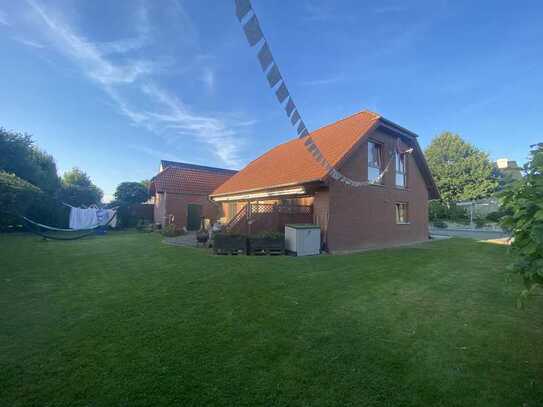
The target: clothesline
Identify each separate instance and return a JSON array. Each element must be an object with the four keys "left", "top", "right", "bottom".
[{"left": 67, "top": 205, "right": 118, "bottom": 230}]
